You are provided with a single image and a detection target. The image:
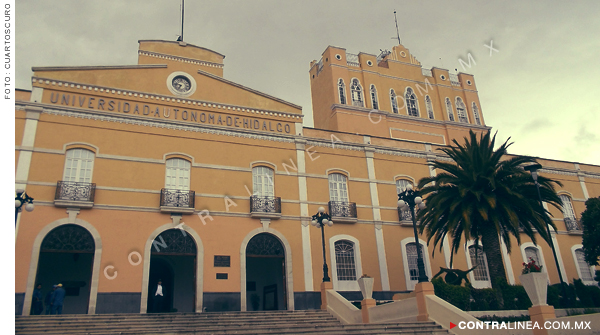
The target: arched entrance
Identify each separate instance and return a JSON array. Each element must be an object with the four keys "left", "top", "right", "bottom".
[
  {"left": 147, "top": 229, "right": 196, "bottom": 313},
  {"left": 245, "top": 233, "right": 286, "bottom": 311},
  {"left": 34, "top": 224, "right": 95, "bottom": 314}
]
